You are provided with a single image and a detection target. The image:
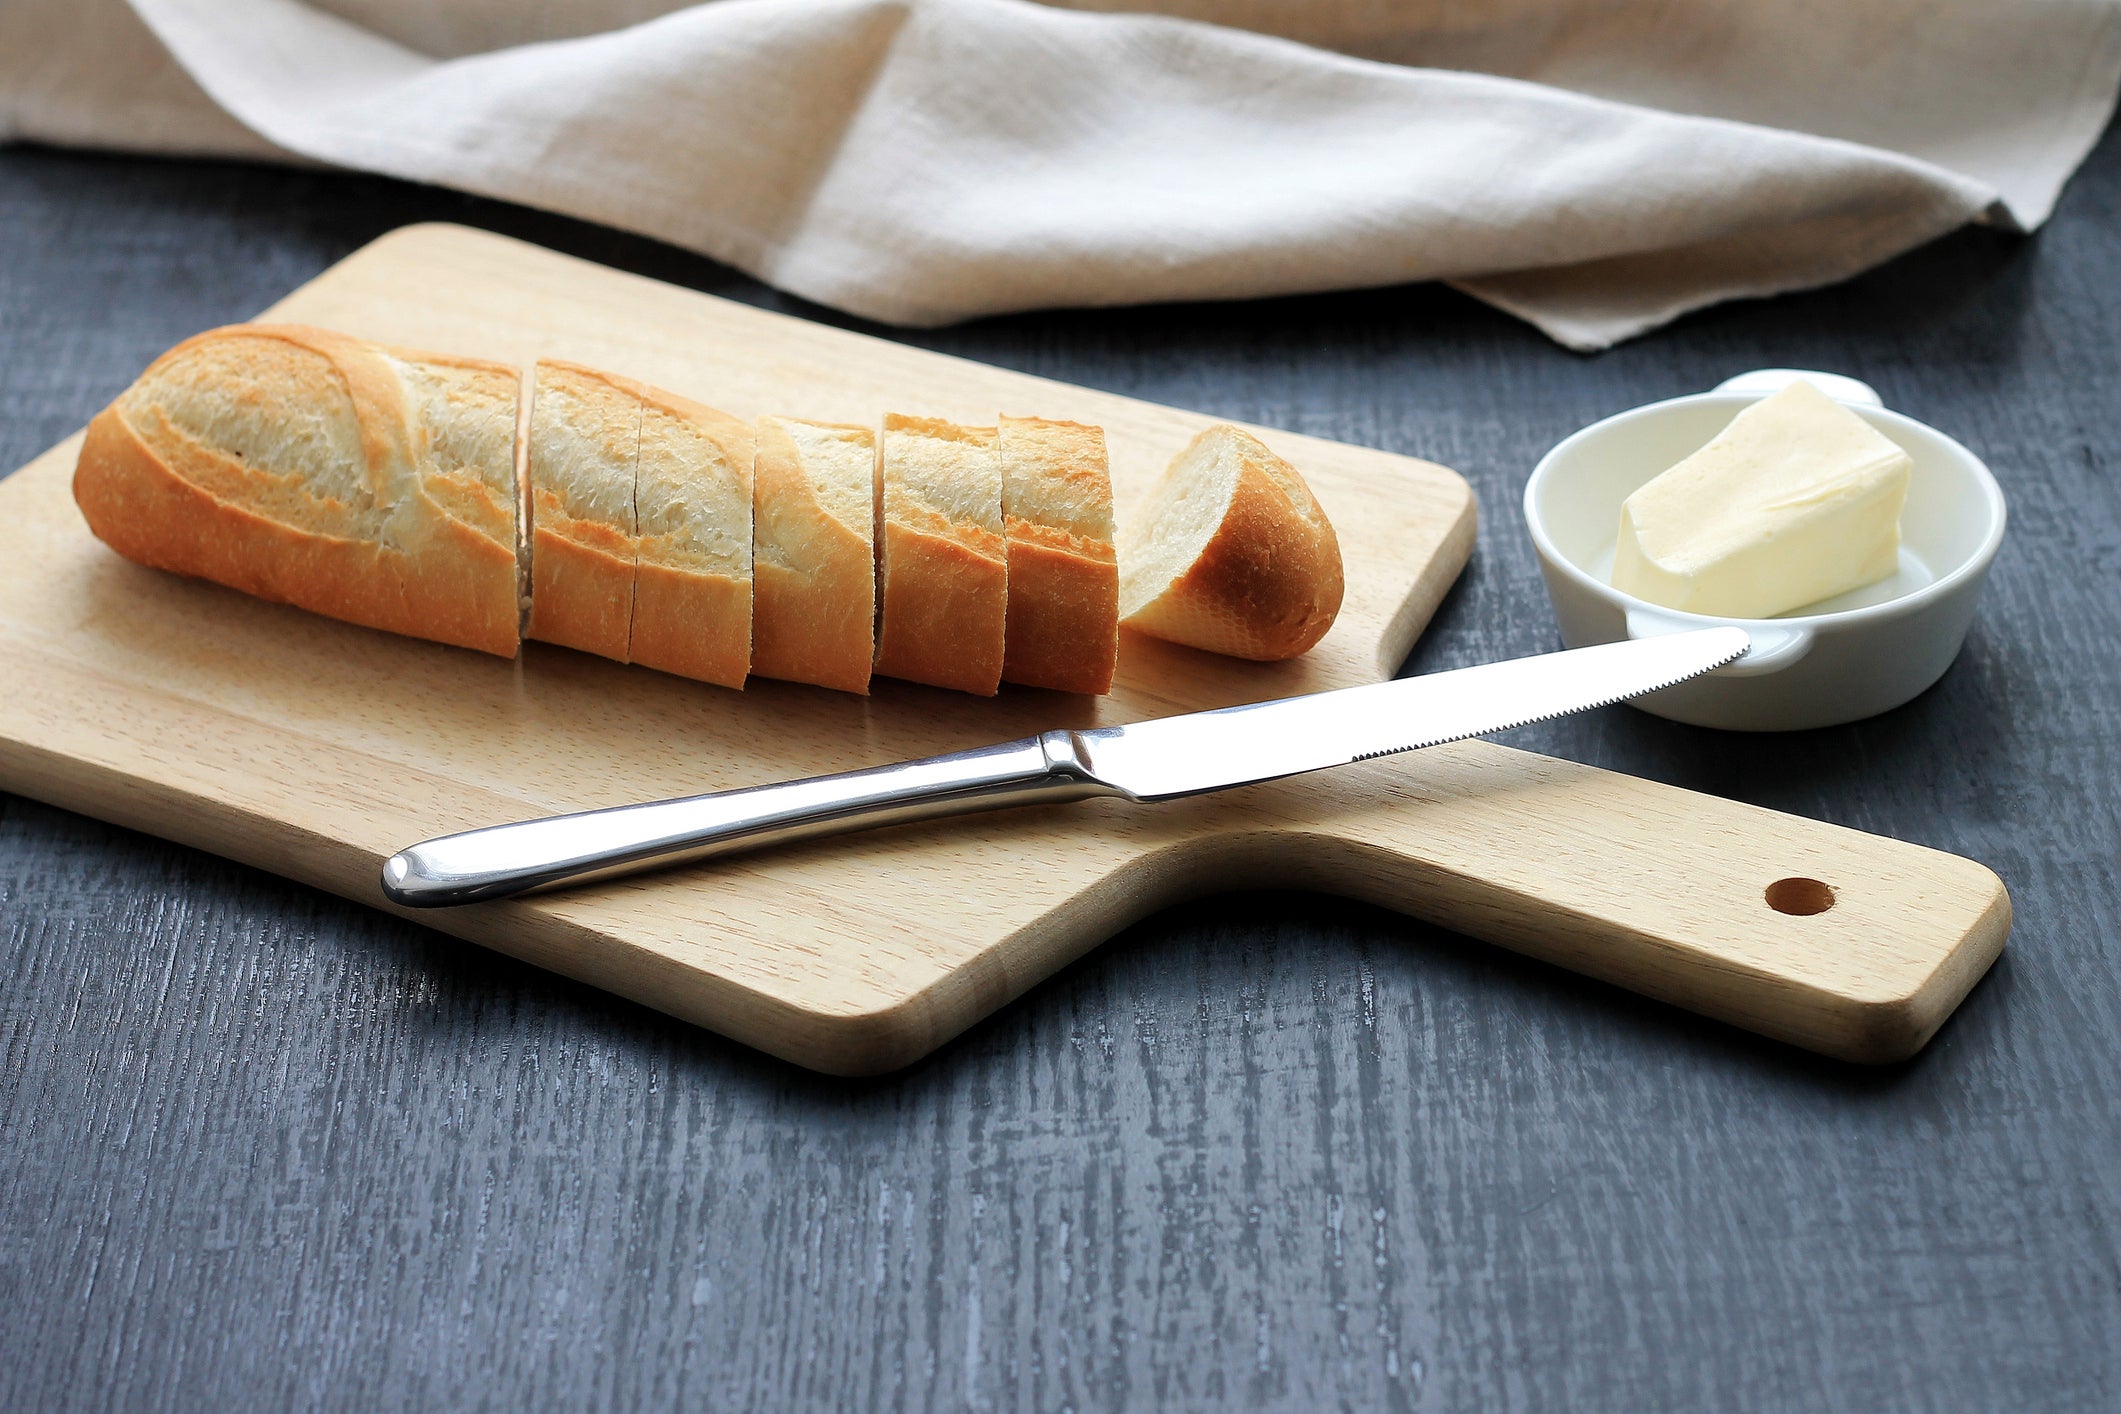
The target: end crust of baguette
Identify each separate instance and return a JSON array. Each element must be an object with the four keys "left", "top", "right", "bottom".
[
  {"left": 873, "top": 414, "right": 1006, "bottom": 695},
  {"left": 71, "top": 322, "right": 521, "bottom": 657},
  {"left": 1116, "top": 424, "right": 1343, "bottom": 661},
  {"left": 998, "top": 415, "right": 1118, "bottom": 695}
]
